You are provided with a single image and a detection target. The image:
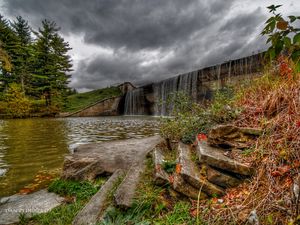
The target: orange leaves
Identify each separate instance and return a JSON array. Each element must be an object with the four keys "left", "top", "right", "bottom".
[
  {"left": 18, "top": 170, "right": 56, "bottom": 195},
  {"left": 197, "top": 133, "right": 207, "bottom": 142},
  {"left": 271, "top": 165, "right": 291, "bottom": 177},
  {"left": 175, "top": 164, "right": 182, "bottom": 174},
  {"left": 276, "top": 20, "right": 288, "bottom": 30}
]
